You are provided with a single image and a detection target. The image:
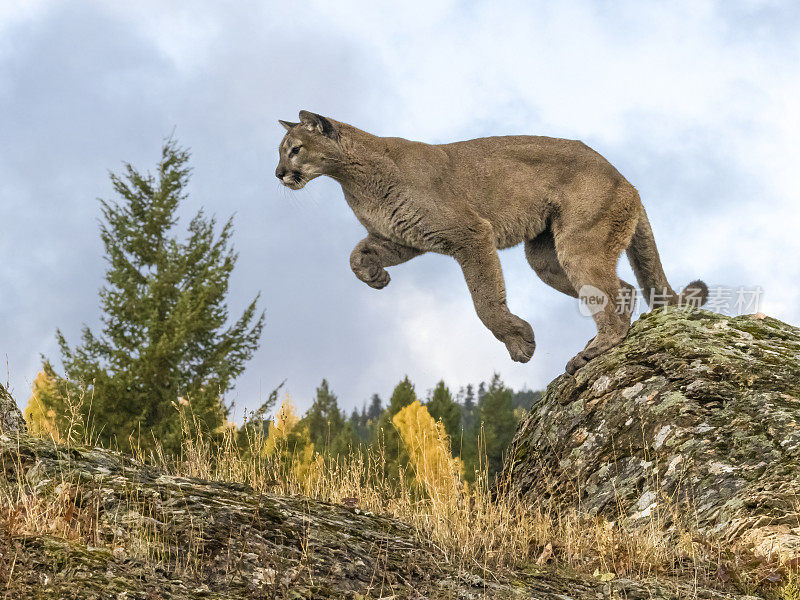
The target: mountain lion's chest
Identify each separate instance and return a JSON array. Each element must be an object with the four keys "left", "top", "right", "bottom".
[{"left": 342, "top": 188, "right": 417, "bottom": 246}]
